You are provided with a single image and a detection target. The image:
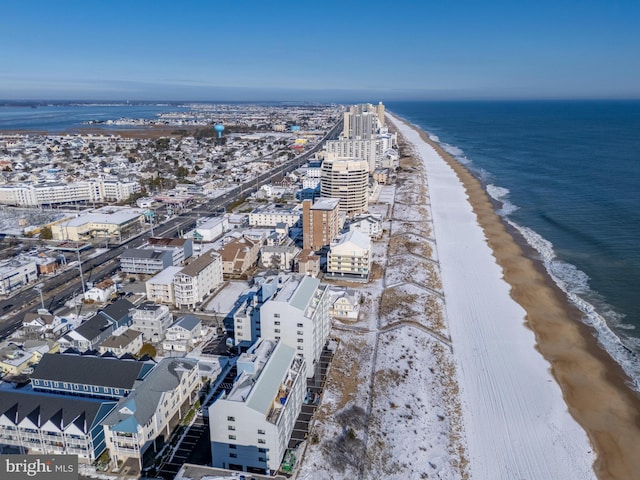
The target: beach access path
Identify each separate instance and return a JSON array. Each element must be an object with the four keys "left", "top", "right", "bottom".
[{"left": 389, "top": 114, "right": 596, "bottom": 480}]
